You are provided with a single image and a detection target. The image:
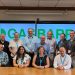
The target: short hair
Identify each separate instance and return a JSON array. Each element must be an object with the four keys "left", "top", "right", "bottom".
[
  {"left": 28, "top": 28, "right": 33, "bottom": 31},
  {"left": 14, "top": 32, "right": 19, "bottom": 35},
  {"left": 70, "top": 30, "right": 74, "bottom": 32},
  {"left": 60, "top": 33, "right": 66, "bottom": 37},
  {"left": 70, "top": 30, "right": 75, "bottom": 34},
  {"left": 47, "top": 31, "right": 53, "bottom": 35},
  {"left": 59, "top": 47, "right": 66, "bottom": 51}
]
